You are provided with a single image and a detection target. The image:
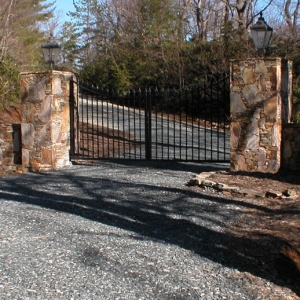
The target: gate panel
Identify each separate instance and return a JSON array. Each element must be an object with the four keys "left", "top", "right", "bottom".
[{"left": 70, "top": 77, "right": 230, "bottom": 162}]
